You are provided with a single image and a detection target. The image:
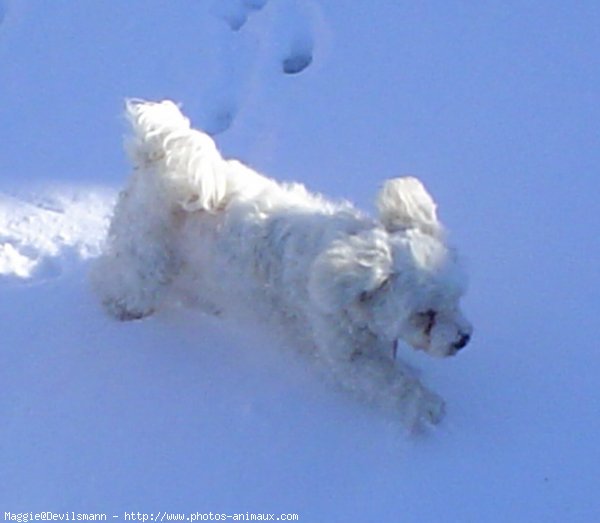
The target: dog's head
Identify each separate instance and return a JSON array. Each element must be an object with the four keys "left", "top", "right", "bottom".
[{"left": 309, "top": 177, "right": 472, "bottom": 358}]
